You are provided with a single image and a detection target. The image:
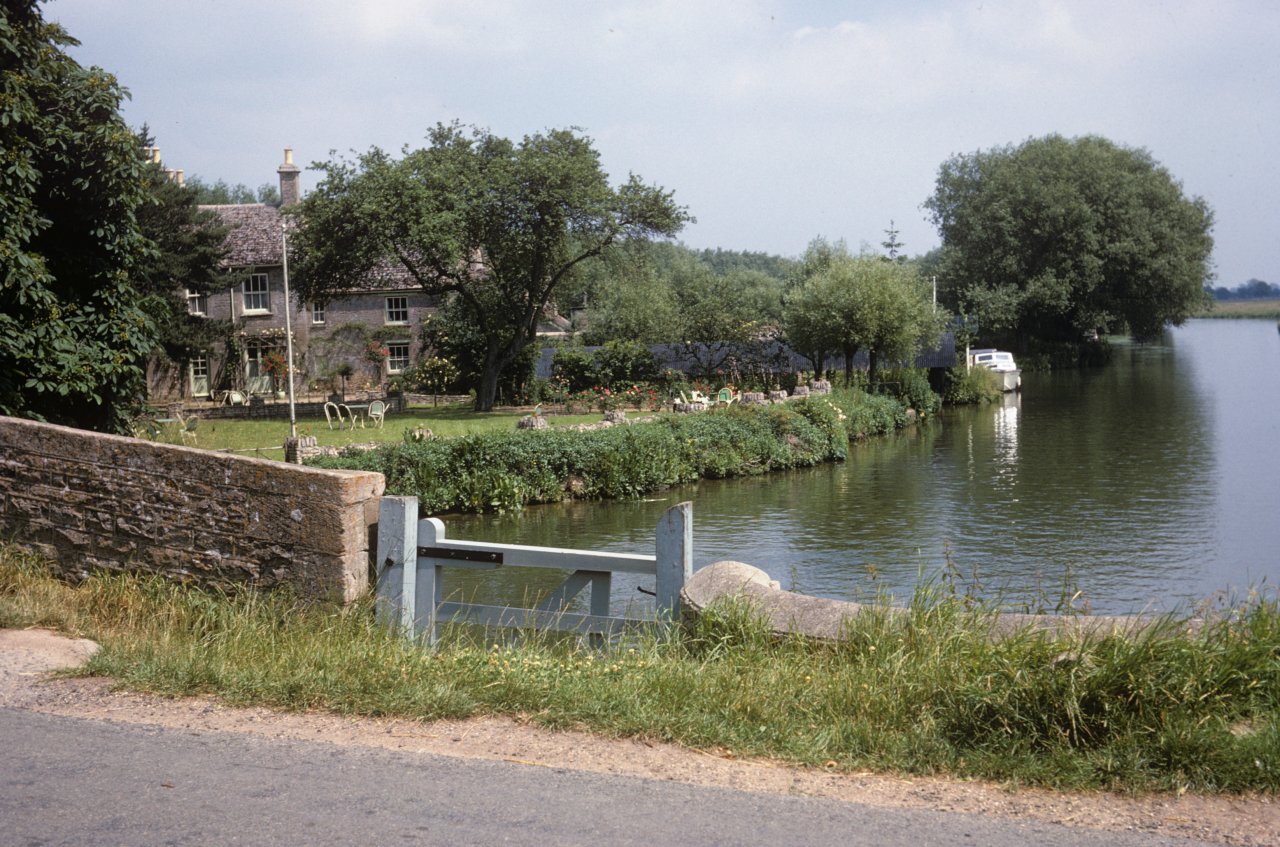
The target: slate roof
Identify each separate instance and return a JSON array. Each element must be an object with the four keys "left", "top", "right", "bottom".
[
  {"left": 203, "top": 204, "right": 421, "bottom": 290},
  {"left": 203, "top": 204, "right": 284, "bottom": 266}
]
